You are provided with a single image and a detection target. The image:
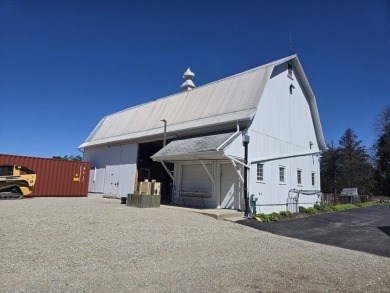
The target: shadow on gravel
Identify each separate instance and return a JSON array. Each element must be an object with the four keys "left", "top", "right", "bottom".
[{"left": 236, "top": 206, "right": 390, "bottom": 258}]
